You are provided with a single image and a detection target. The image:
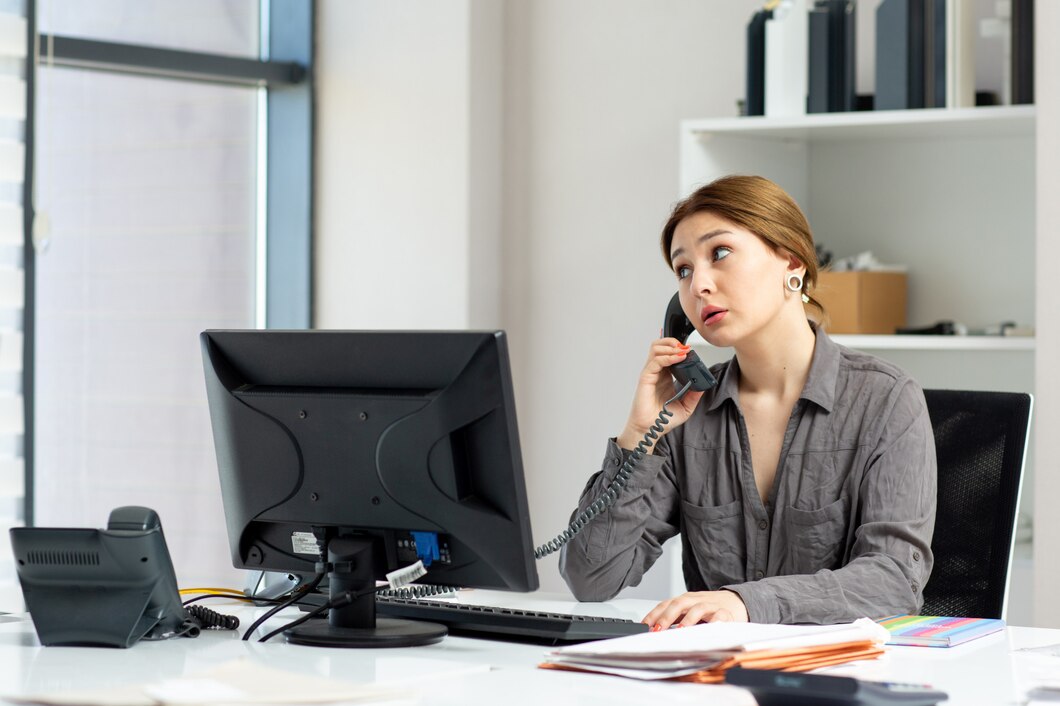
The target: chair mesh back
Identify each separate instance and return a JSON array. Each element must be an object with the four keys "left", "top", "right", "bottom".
[{"left": 920, "top": 390, "right": 1031, "bottom": 619}]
